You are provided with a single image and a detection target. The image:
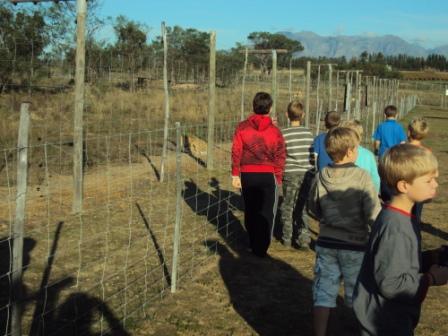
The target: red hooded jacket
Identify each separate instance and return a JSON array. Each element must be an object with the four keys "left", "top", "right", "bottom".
[{"left": 231, "top": 114, "right": 286, "bottom": 184}]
